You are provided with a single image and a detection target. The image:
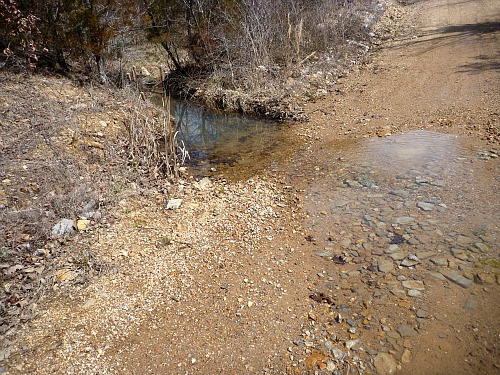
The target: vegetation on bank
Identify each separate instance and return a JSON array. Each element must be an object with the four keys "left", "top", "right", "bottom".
[{"left": 1, "top": 0, "right": 380, "bottom": 118}]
